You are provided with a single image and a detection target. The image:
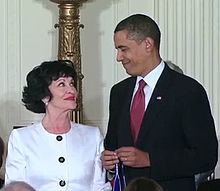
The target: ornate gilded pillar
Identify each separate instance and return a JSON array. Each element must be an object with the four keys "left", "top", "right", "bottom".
[{"left": 50, "top": 0, "right": 87, "bottom": 123}]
